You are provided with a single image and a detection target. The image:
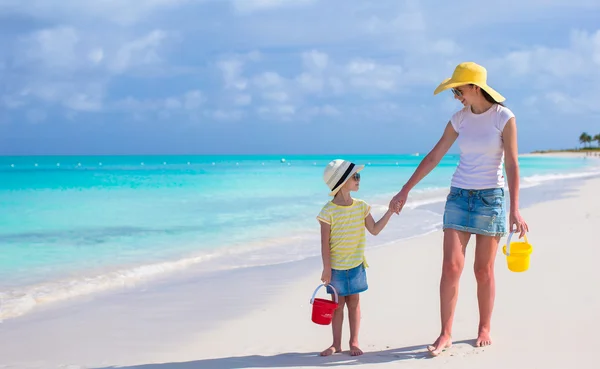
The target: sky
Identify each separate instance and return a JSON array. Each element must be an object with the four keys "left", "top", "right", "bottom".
[{"left": 1, "top": 0, "right": 599, "bottom": 156}]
